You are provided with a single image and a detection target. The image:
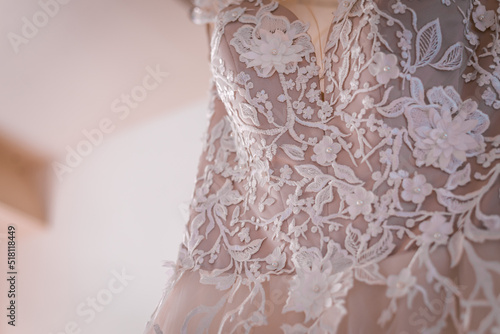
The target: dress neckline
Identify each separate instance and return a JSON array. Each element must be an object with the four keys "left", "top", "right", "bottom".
[
  {"left": 265, "top": 0, "right": 354, "bottom": 99},
  {"left": 276, "top": 0, "right": 339, "bottom": 78},
  {"left": 269, "top": 0, "right": 342, "bottom": 102},
  {"left": 271, "top": 0, "right": 337, "bottom": 59}
]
